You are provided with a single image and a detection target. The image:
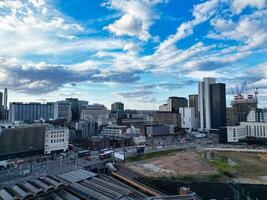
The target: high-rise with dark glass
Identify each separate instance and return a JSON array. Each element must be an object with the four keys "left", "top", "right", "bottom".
[{"left": 210, "top": 83, "right": 226, "bottom": 129}]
